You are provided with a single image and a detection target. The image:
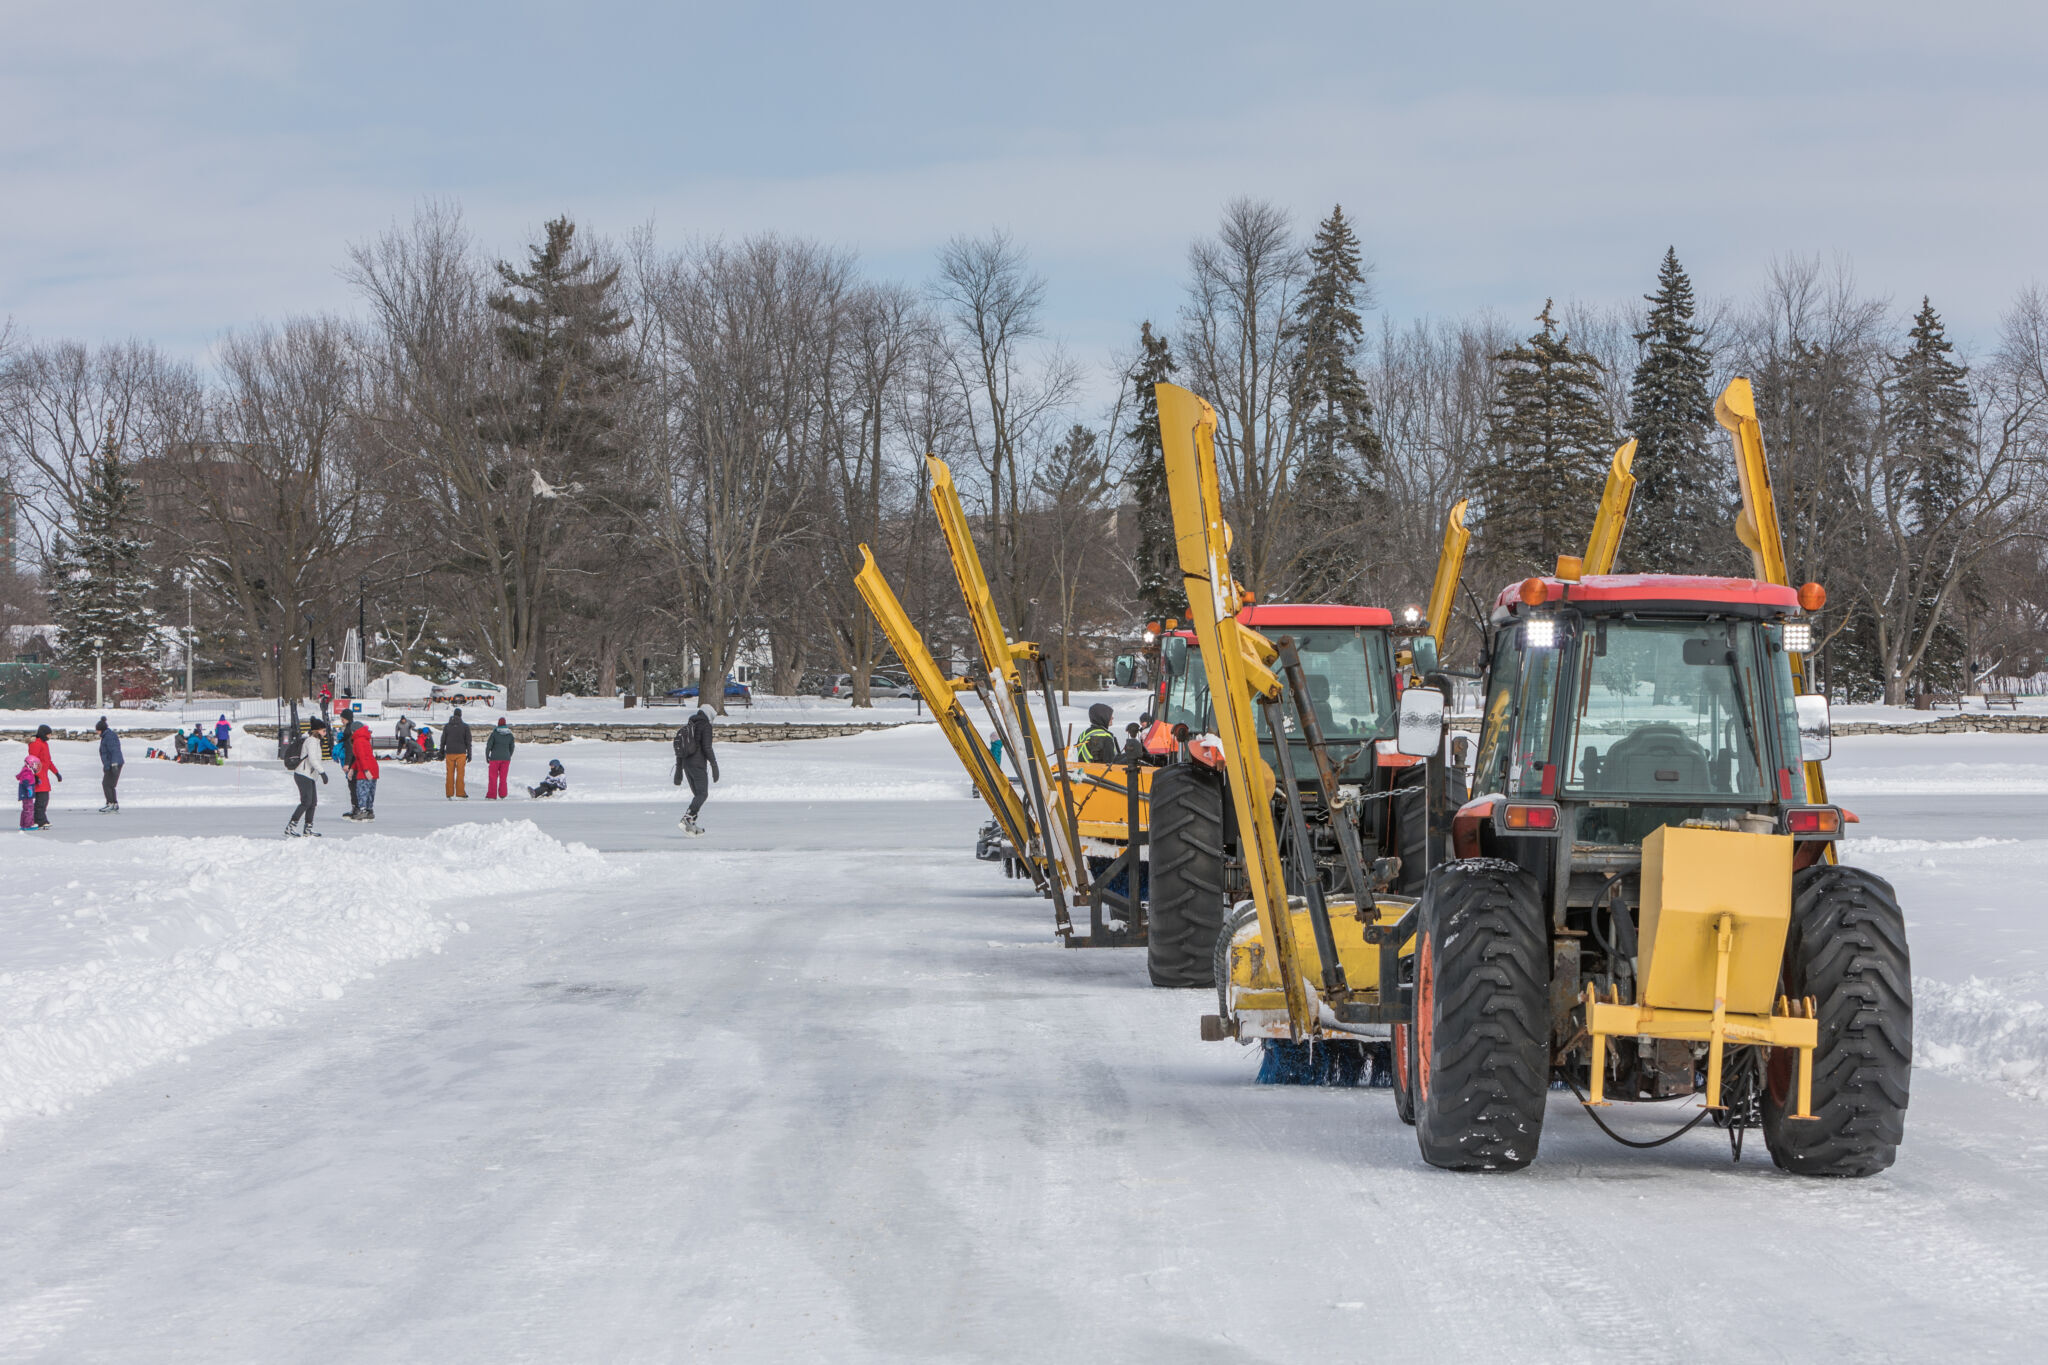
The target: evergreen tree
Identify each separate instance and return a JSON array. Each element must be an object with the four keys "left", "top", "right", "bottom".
[
  {"left": 1122, "top": 321, "right": 1181, "bottom": 620},
  {"left": 48, "top": 426, "right": 161, "bottom": 693},
  {"left": 485, "top": 216, "right": 633, "bottom": 472},
  {"left": 1476, "top": 302, "right": 1617, "bottom": 575},
  {"left": 1625, "top": 248, "right": 1725, "bottom": 573},
  {"left": 1893, "top": 297, "right": 1976, "bottom": 691},
  {"left": 1894, "top": 297, "right": 1975, "bottom": 536},
  {"left": 1282, "top": 205, "right": 1383, "bottom": 601}
]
